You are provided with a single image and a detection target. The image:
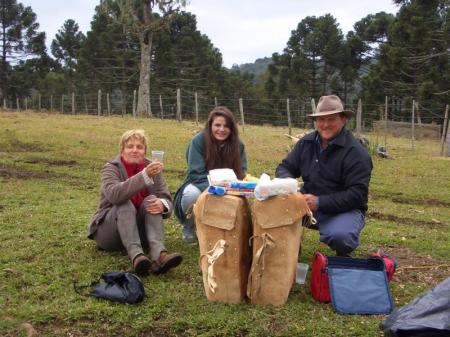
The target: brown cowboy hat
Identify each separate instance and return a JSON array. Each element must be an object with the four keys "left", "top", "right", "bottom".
[{"left": 308, "top": 95, "right": 353, "bottom": 118}]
